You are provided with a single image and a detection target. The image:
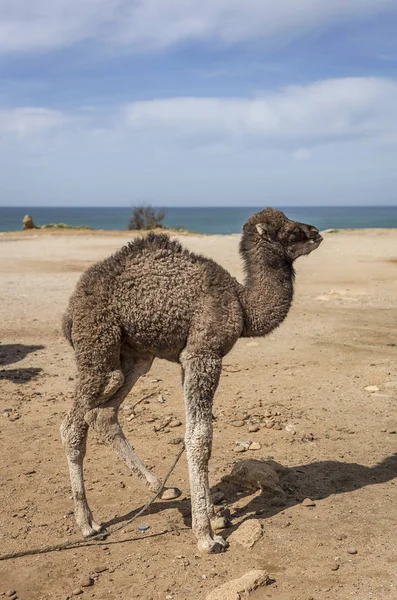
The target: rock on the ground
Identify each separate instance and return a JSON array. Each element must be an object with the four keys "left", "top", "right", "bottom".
[
  {"left": 249, "top": 442, "right": 261, "bottom": 450},
  {"left": 222, "top": 459, "right": 286, "bottom": 496},
  {"left": 22, "top": 214, "right": 37, "bottom": 230},
  {"left": 302, "top": 498, "right": 316, "bottom": 507},
  {"left": 229, "top": 520, "right": 263, "bottom": 549},
  {"left": 248, "top": 425, "right": 260, "bottom": 433},
  {"left": 206, "top": 569, "right": 270, "bottom": 600}
]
